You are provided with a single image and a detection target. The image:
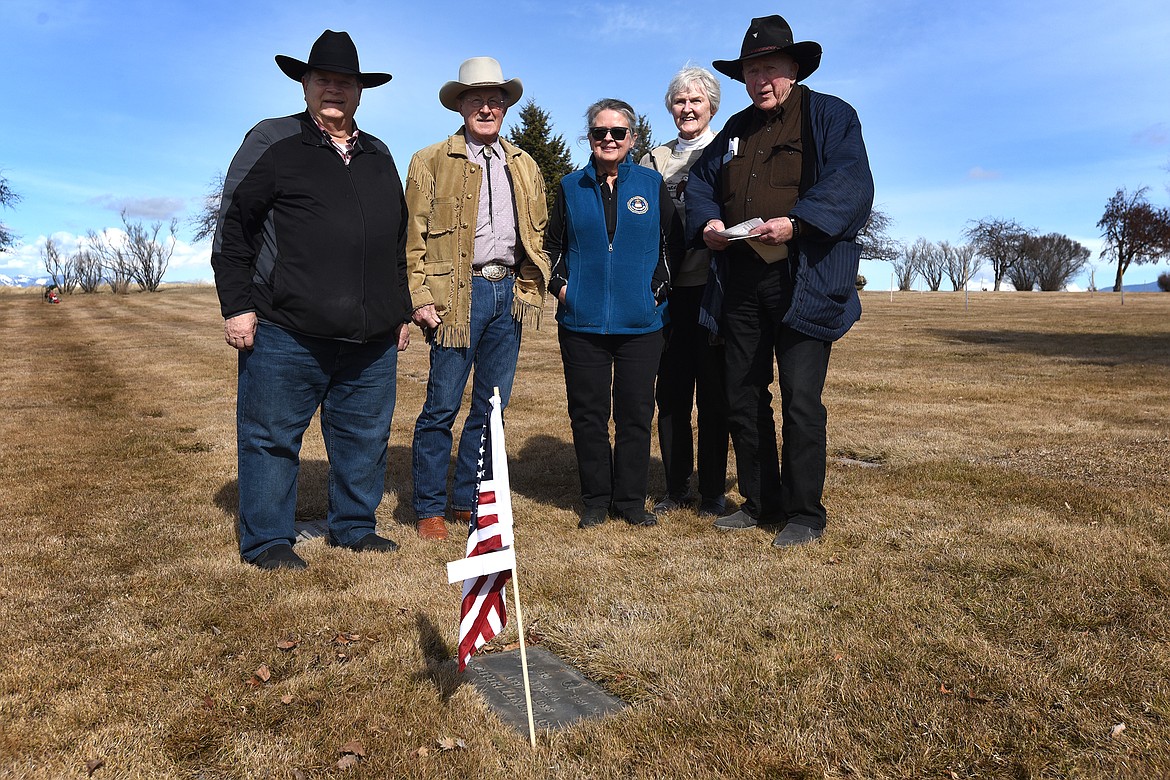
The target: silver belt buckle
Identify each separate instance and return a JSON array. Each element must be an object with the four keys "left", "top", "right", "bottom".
[{"left": 480, "top": 262, "right": 508, "bottom": 281}]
